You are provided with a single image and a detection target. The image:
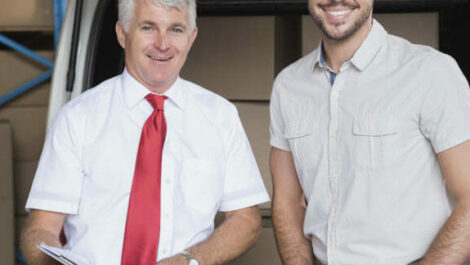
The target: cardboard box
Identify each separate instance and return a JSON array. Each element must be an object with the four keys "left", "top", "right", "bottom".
[
  {"left": 182, "top": 16, "right": 275, "bottom": 100},
  {"left": 227, "top": 228, "right": 281, "bottom": 265},
  {"left": 0, "top": 107, "right": 47, "bottom": 161},
  {"left": 234, "top": 102, "right": 271, "bottom": 210},
  {"left": 374, "top": 13, "right": 438, "bottom": 49},
  {"left": 302, "top": 12, "right": 439, "bottom": 55},
  {"left": 0, "top": 121, "right": 15, "bottom": 265},
  {"left": 0, "top": 0, "right": 54, "bottom": 31},
  {"left": 0, "top": 51, "right": 53, "bottom": 107}
]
